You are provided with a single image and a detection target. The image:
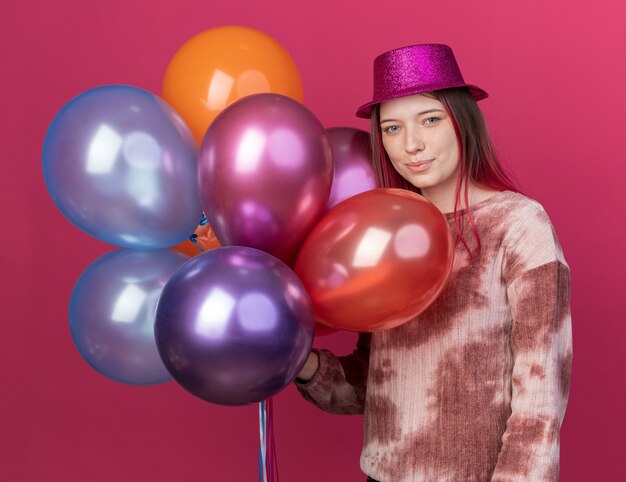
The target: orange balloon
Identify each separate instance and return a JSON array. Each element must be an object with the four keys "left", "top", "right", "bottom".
[
  {"left": 172, "top": 222, "right": 221, "bottom": 257},
  {"left": 295, "top": 189, "right": 454, "bottom": 332},
  {"left": 162, "top": 26, "right": 304, "bottom": 144}
]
